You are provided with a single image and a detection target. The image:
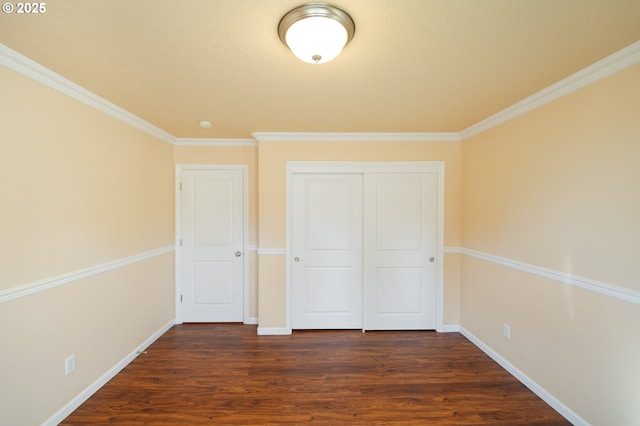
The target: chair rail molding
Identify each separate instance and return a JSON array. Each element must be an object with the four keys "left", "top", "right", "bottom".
[
  {"left": 461, "top": 247, "right": 640, "bottom": 304},
  {"left": 0, "top": 246, "right": 175, "bottom": 305}
]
